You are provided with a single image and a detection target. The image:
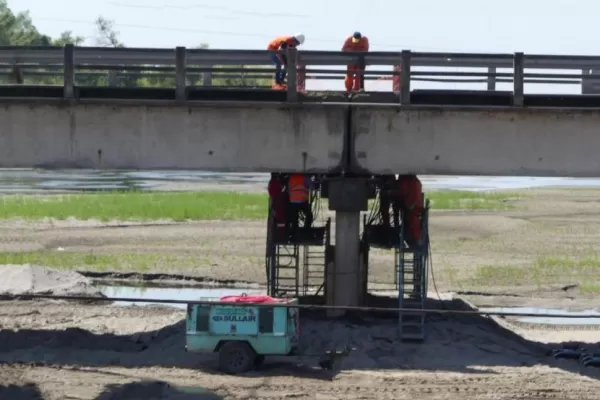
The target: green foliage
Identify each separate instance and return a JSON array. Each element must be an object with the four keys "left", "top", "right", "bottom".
[
  {"left": 0, "top": 3, "right": 271, "bottom": 88},
  {"left": 52, "top": 31, "right": 84, "bottom": 46},
  {"left": 0, "top": 191, "right": 268, "bottom": 221},
  {"left": 0, "top": 0, "right": 51, "bottom": 46}
]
